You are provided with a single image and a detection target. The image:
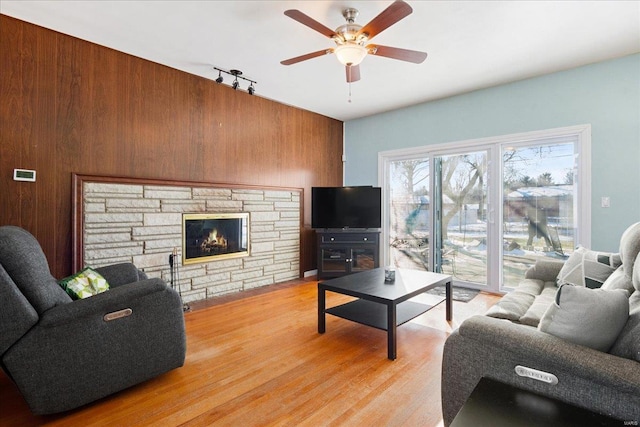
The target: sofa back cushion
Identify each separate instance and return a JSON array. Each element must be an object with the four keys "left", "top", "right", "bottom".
[
  {"left": 609, "top": 251, "right": 640, "bottom": 362},
  {"left": 0, "top": 226, "right": 71, "bottom": 314},
  {"left": 0, "top": 263, "right": 39, "bottom": 355},
  {"left": 602, "top": 222, "right": 640, "bottom": 295}
]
